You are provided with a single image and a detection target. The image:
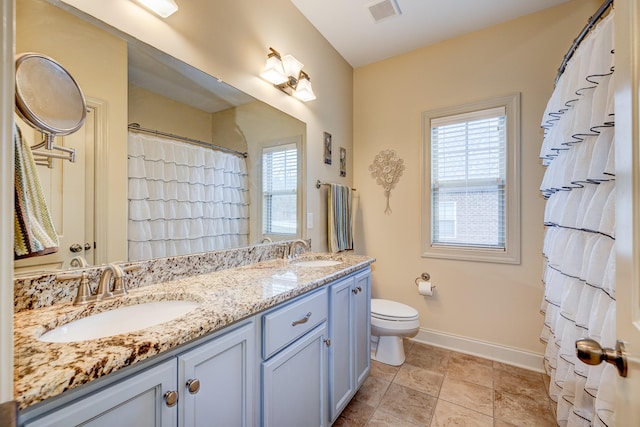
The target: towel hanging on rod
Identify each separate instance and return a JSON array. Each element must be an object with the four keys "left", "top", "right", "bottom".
[{"left": 128, "top": 123, "right": 248, "bottom": 158}]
